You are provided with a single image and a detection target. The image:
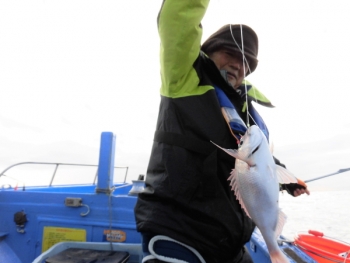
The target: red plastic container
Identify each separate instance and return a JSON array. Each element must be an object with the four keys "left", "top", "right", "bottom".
[{"left": 294, "top": 230, "right": 350, "bottom": 263}]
